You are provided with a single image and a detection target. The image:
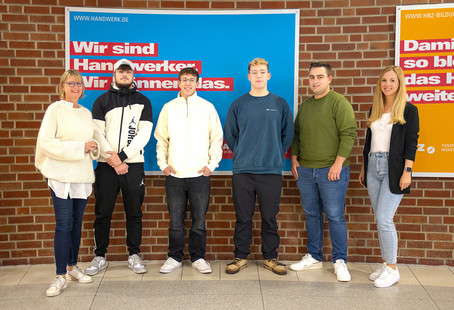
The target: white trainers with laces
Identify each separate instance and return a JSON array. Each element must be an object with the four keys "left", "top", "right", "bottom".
[
  {"left": 369, "top": 263, "right": 387, "bottom": 281},
  {"left": 128, "top": 254, "right": 147, "bottom": 274},
  {"left": 289, "top": 253, "right": 323, "bottom": 271},
  {"left": 160, "top": 257, "right": 182, "bottom": 274},
  {"left": 68, "top": 266, "right": 93, "bottom": 283},
  {"left": 46, "top": 275, "right": 67, "bottom": 297},
  {"left": 85, "top": 256, "right": 107, "bottom": 276},
  {"left": 374, "top": 266, "right": 399, "bottom": 288},
  {"left": 333, "top": 259, "right": 351, "bottom": 282},
  {"left": 192, "top": 258, "right": 212, "bottom": 274}
]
